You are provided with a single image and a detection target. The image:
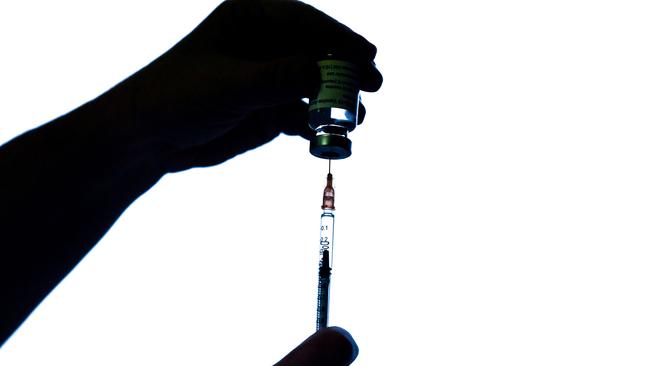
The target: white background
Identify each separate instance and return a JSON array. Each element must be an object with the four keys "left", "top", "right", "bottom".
[{"left": 1, "top": 0, "right": 650, "bottom": 365}]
